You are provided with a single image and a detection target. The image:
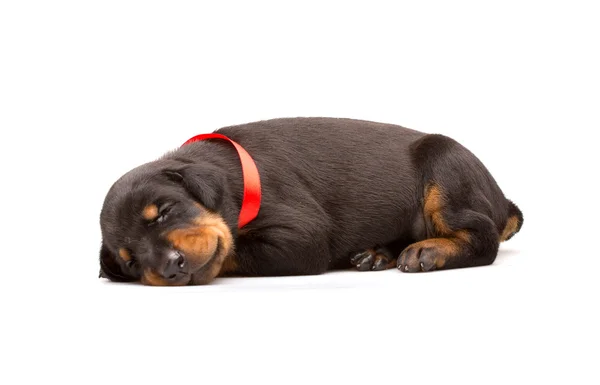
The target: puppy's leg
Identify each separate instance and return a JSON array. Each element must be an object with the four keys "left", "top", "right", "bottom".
[
  {"left": 235, "top": 204, "right": 334, "bottom": 276},
  {"left": 398, "top": 134, "right": 521, "bottom": 272},
  {"left": 397, "top": 184, "right": 499, "bottom": 272}
]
